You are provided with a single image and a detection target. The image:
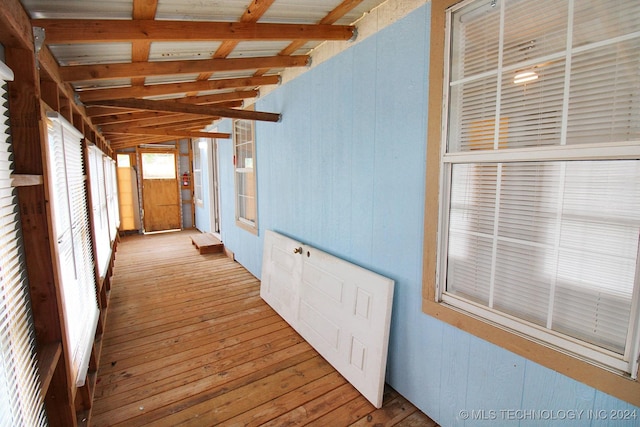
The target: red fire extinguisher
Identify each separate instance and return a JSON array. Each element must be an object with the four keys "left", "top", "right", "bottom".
[{"left": 182, "top": 172, "right": 189, "bottom": 186}]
